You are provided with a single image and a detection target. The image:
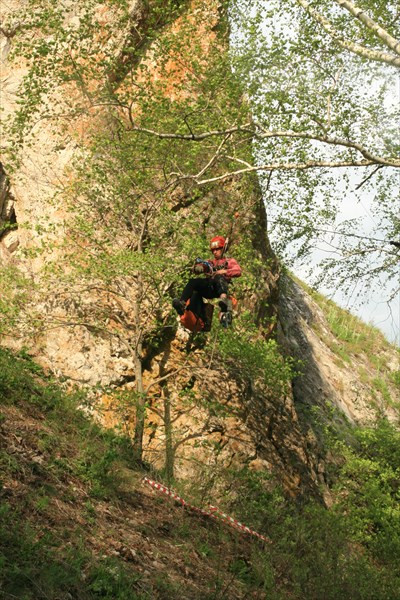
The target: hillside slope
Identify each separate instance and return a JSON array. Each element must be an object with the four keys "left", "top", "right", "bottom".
[
  {"left": 0, "top": 348, "right": 259, "bottom": 599},
  {"left": 1, "top": 347, "right": 400, "bottom": 599},
  {"left": 279, "top": 275, "right": 399, "bottom": 426}
]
